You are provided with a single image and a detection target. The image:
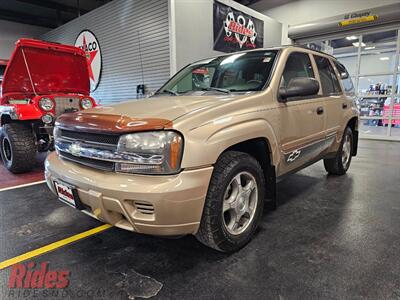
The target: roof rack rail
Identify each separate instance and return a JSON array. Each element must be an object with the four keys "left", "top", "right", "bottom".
[{"left": 290, "top": 44, "right": 336, "bottom": 58}]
